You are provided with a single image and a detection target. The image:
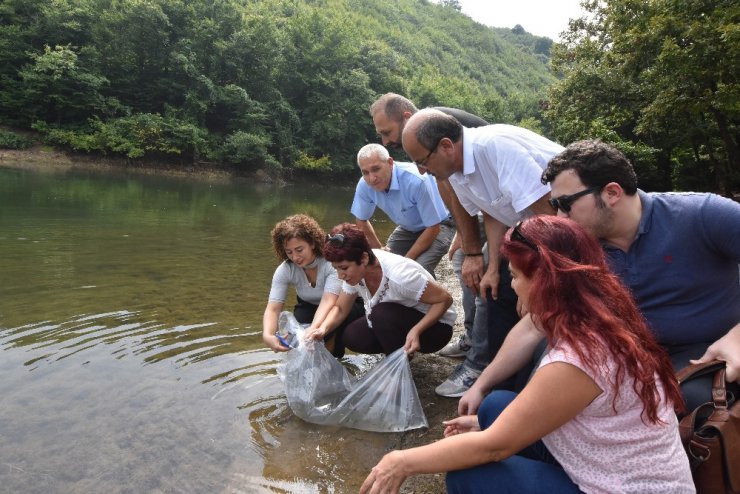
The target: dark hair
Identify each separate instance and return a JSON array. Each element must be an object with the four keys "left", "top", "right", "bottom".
[
  {"left": 414, "top": 109, "right": 463, "bottom": 150},
  {"left": 270, "top": 214, "right": 325, "bottom": 261},
  {"left": 323, "top": 223, "right": 376, "bottom": 265},
  {"left": 502, "top": 216, "right": 684, "bottom": 422},
  {"left": 541, "top": 140, "right": 638, "bottom": 195},
  {"left": 369, "top": 93, "right": 418, "bottom": 121}
]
